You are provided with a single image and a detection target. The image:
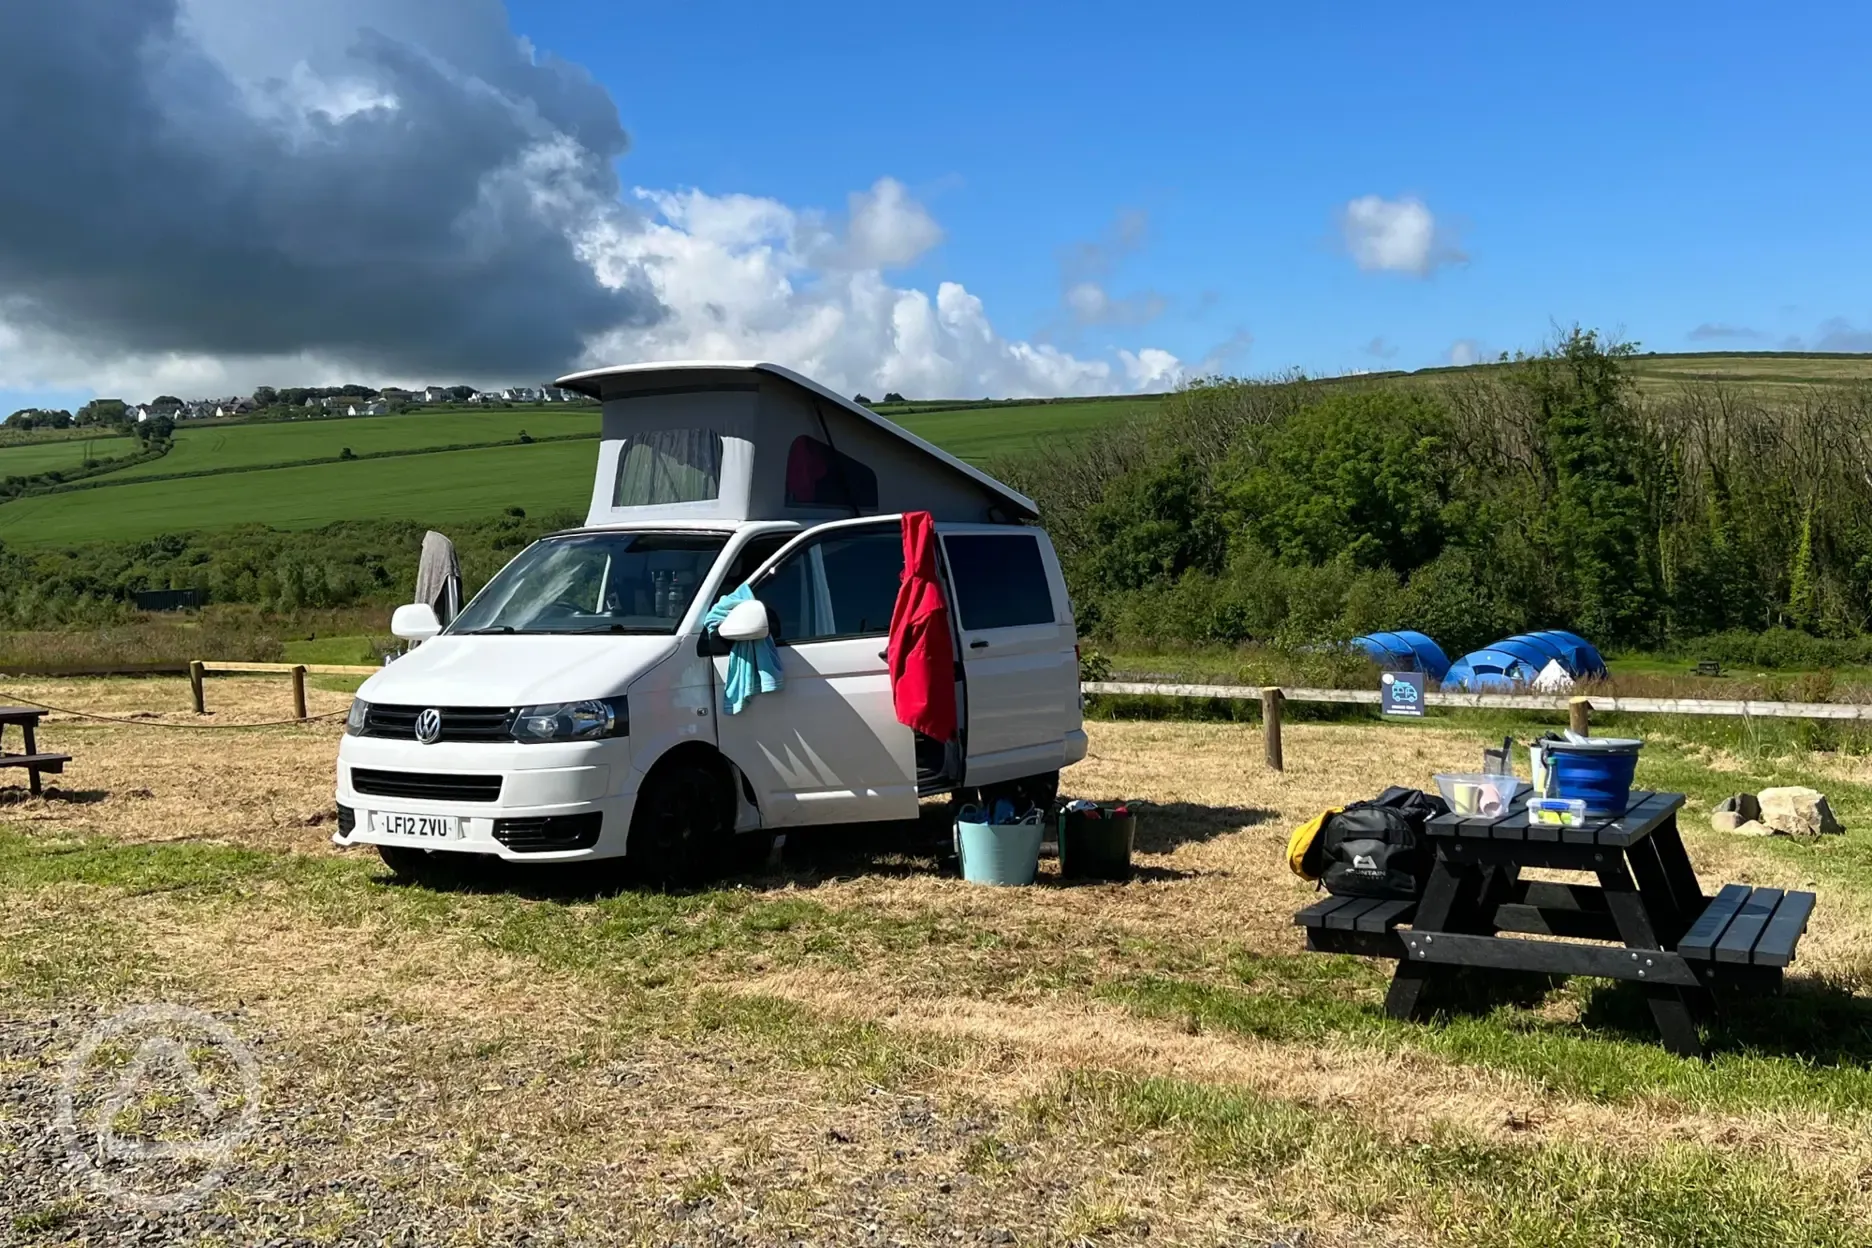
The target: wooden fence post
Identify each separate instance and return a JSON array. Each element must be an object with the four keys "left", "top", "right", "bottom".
[
  {"left": 1569, "top": 696, "right": 1591, "bottom": 736},
  {"left": 189, "top": 660, "right": 206, "bottom": 715},
  {"left": 291, "top": 665, "right": 308, "bottom": 722},
  {"left": 1262, "top": 686, "right": 1285, "bottom": 772}
]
